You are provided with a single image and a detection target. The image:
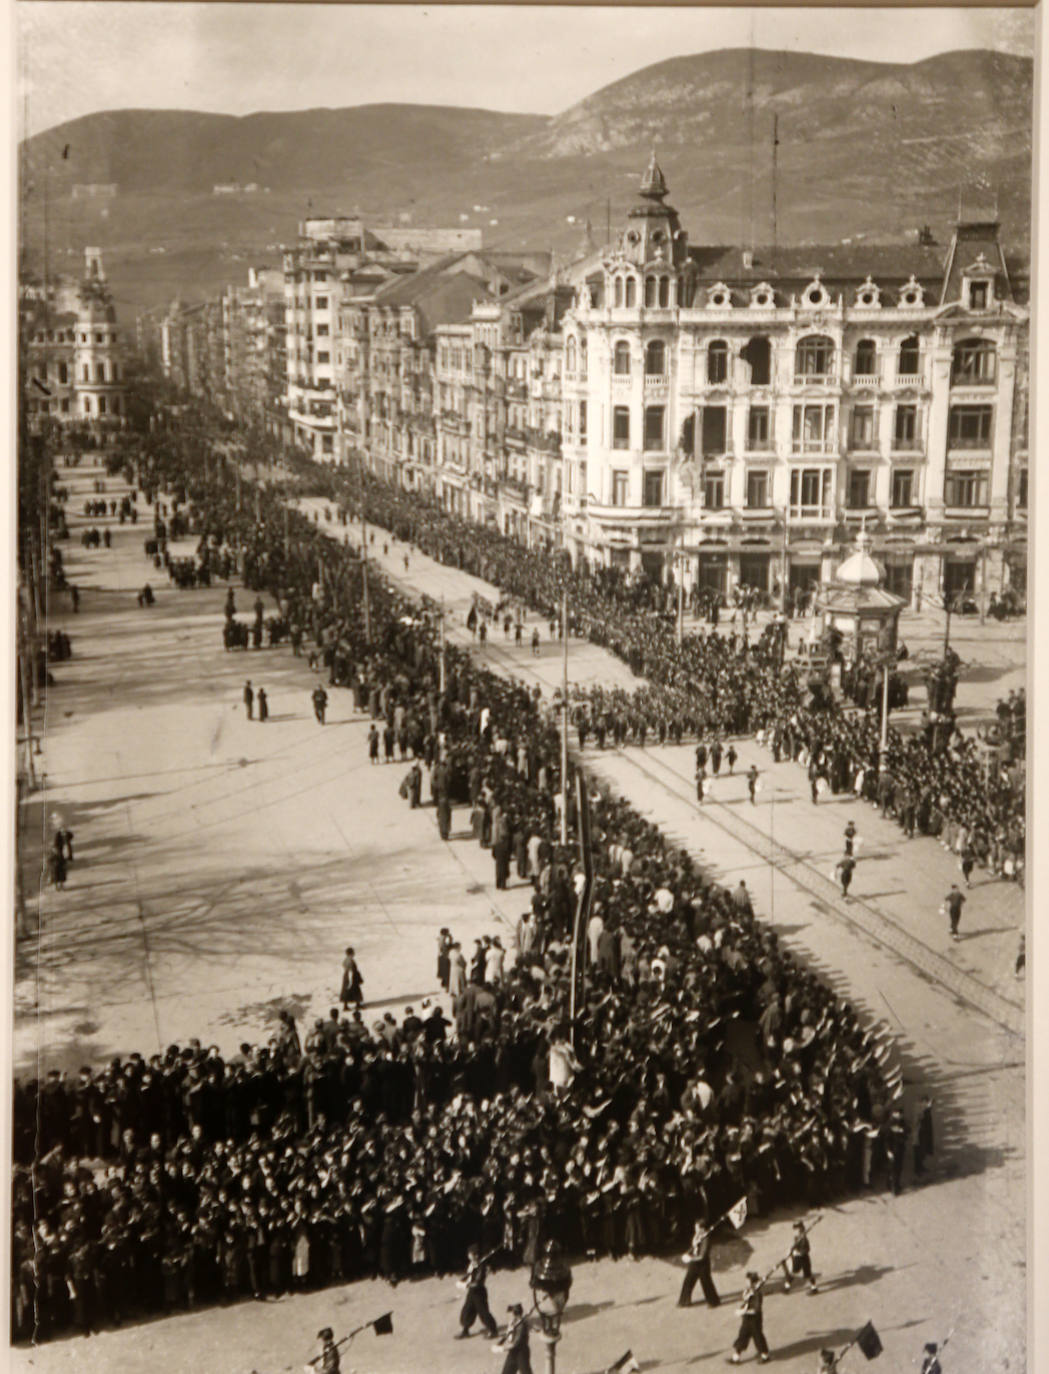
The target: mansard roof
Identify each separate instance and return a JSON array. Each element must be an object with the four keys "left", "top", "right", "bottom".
[{"left": 684, "top": 238, "right": 1028, "bottom": 306}]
